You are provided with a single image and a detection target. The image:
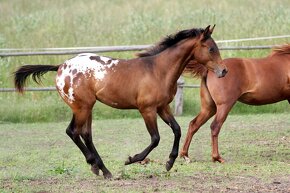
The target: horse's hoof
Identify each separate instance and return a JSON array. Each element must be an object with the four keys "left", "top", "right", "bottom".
[
  {"left": 139, "top": 158, "right": 150, "bottom": 165},
  {"left": 183, "top": 156, "right": 191, "bottom": 164},
  {"left": 212, "top": 156, "right": 225, "bottom": 163},
  {"left": 103, "top": 172, "right": 113, "bottom": 179},
  {"left": 125, "top": 156, "right": 132, "bottom": 165},
  {"left": 219, "top": 158, "right": 225, "bottom": 163},
  {"left": 91, "top": 164, "right": 100, "bottom": 176},
  {"left": 165, "top": 161, "right": 173, "bottom": 171}
]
